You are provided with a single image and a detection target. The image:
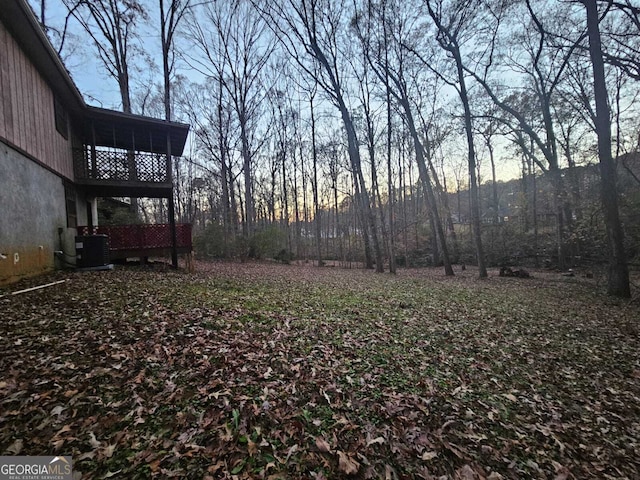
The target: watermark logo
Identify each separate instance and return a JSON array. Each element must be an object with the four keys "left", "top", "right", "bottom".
[{"left": 0, "top": 456, "right": 73, "bottom": 480}]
